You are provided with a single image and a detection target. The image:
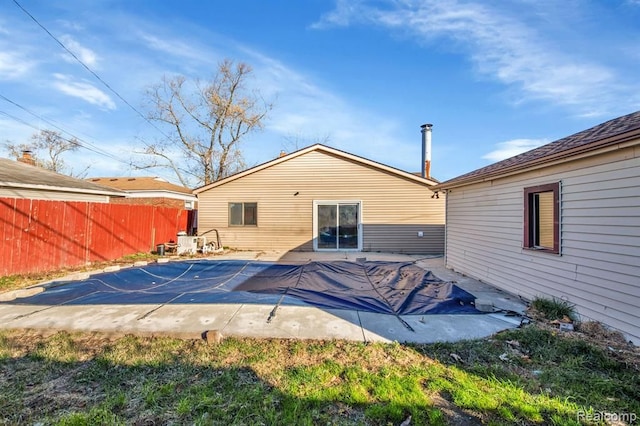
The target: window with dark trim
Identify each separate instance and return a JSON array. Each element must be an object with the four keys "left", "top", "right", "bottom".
[
  {"left": 524, "top": 183, "right": 559, "bottom": 254},
  {"left": 229, "top": 202, "right": 257, "bottom": 226}
]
